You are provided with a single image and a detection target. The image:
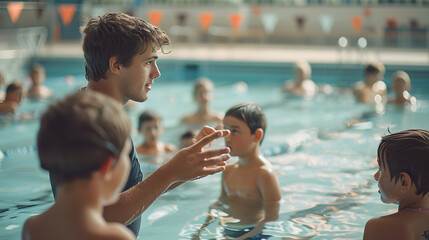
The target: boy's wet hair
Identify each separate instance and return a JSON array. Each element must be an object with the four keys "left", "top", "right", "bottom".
[
  {"left": 37, "top": 91, "right": 131, "bottom": 184},
  {"left": 365, "top": 61, "right": 385, "bottom": 75},
  {"left": 225, "top": 102, "right": 267, "bottom": 144},
  {"left": 138, "top": 110, "right": 161, "bottom": 130},
  {"left": 6, "top": 82, "right": 22, "bottom": 94},
  {"left": 181, "top": 130, "right": 197, "bottom": 141},
  {"left": 377, "top": 129, "right": 429, "bottom": 196},
  {"left": 81, "top": 12, "right": 170, "bottom": 81}
]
